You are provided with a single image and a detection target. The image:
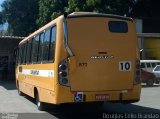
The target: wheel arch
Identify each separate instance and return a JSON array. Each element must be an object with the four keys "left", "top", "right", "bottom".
[{"left": 34, "top": 87, "right": 38, "bottom": 98}]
